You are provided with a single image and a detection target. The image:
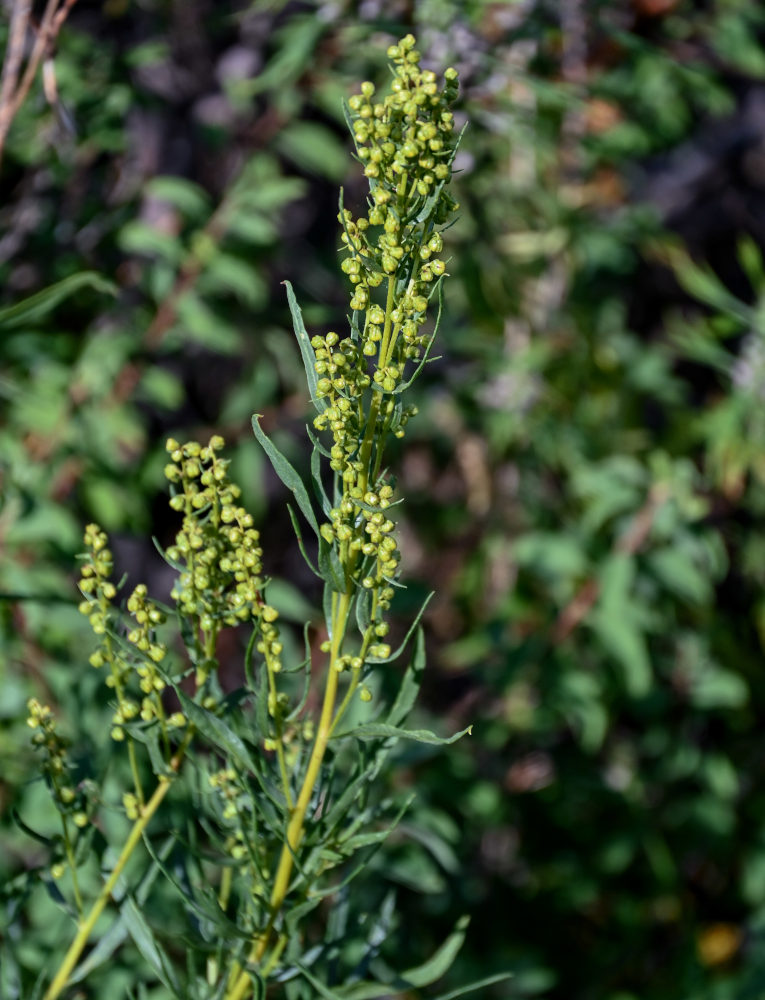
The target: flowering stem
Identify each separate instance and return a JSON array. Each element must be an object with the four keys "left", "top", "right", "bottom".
[
  {"left": 225, "top": 591, "right": 351, "bottom": 1000},
  {"left": 41, "top": 738, "right": 190, "bottom": 1000}
]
